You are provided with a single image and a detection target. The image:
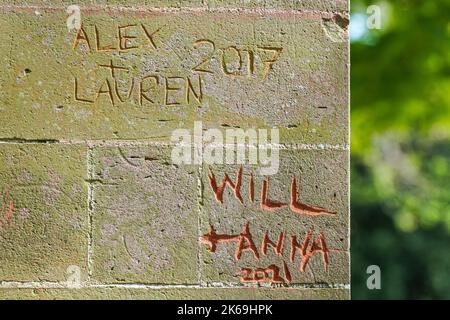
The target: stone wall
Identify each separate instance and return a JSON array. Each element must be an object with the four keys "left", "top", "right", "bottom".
[{"left": 0, "top": 0, "right": 349, "bottom": 299}]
